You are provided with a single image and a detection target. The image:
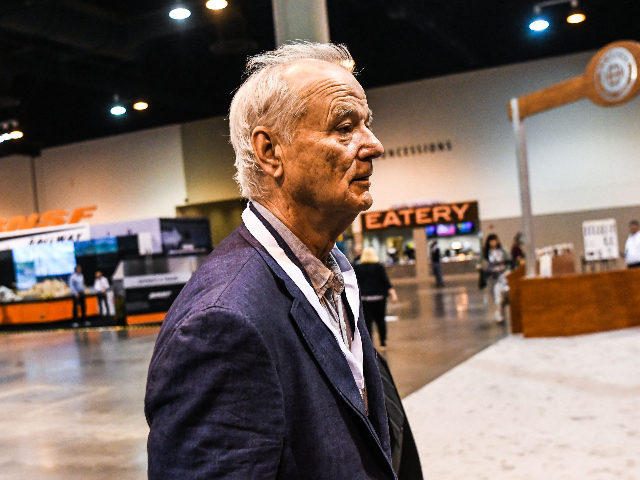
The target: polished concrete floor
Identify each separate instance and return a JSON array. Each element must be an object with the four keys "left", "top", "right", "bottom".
[
  {"left": 0, "top": 274, "right": 505, "bottom": 479},
  {"left": 404, "top": 328, "right": 640, "bottom": 479},
  {"left": 382, "top": 275, "right": 507, "bottom": 397}
]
